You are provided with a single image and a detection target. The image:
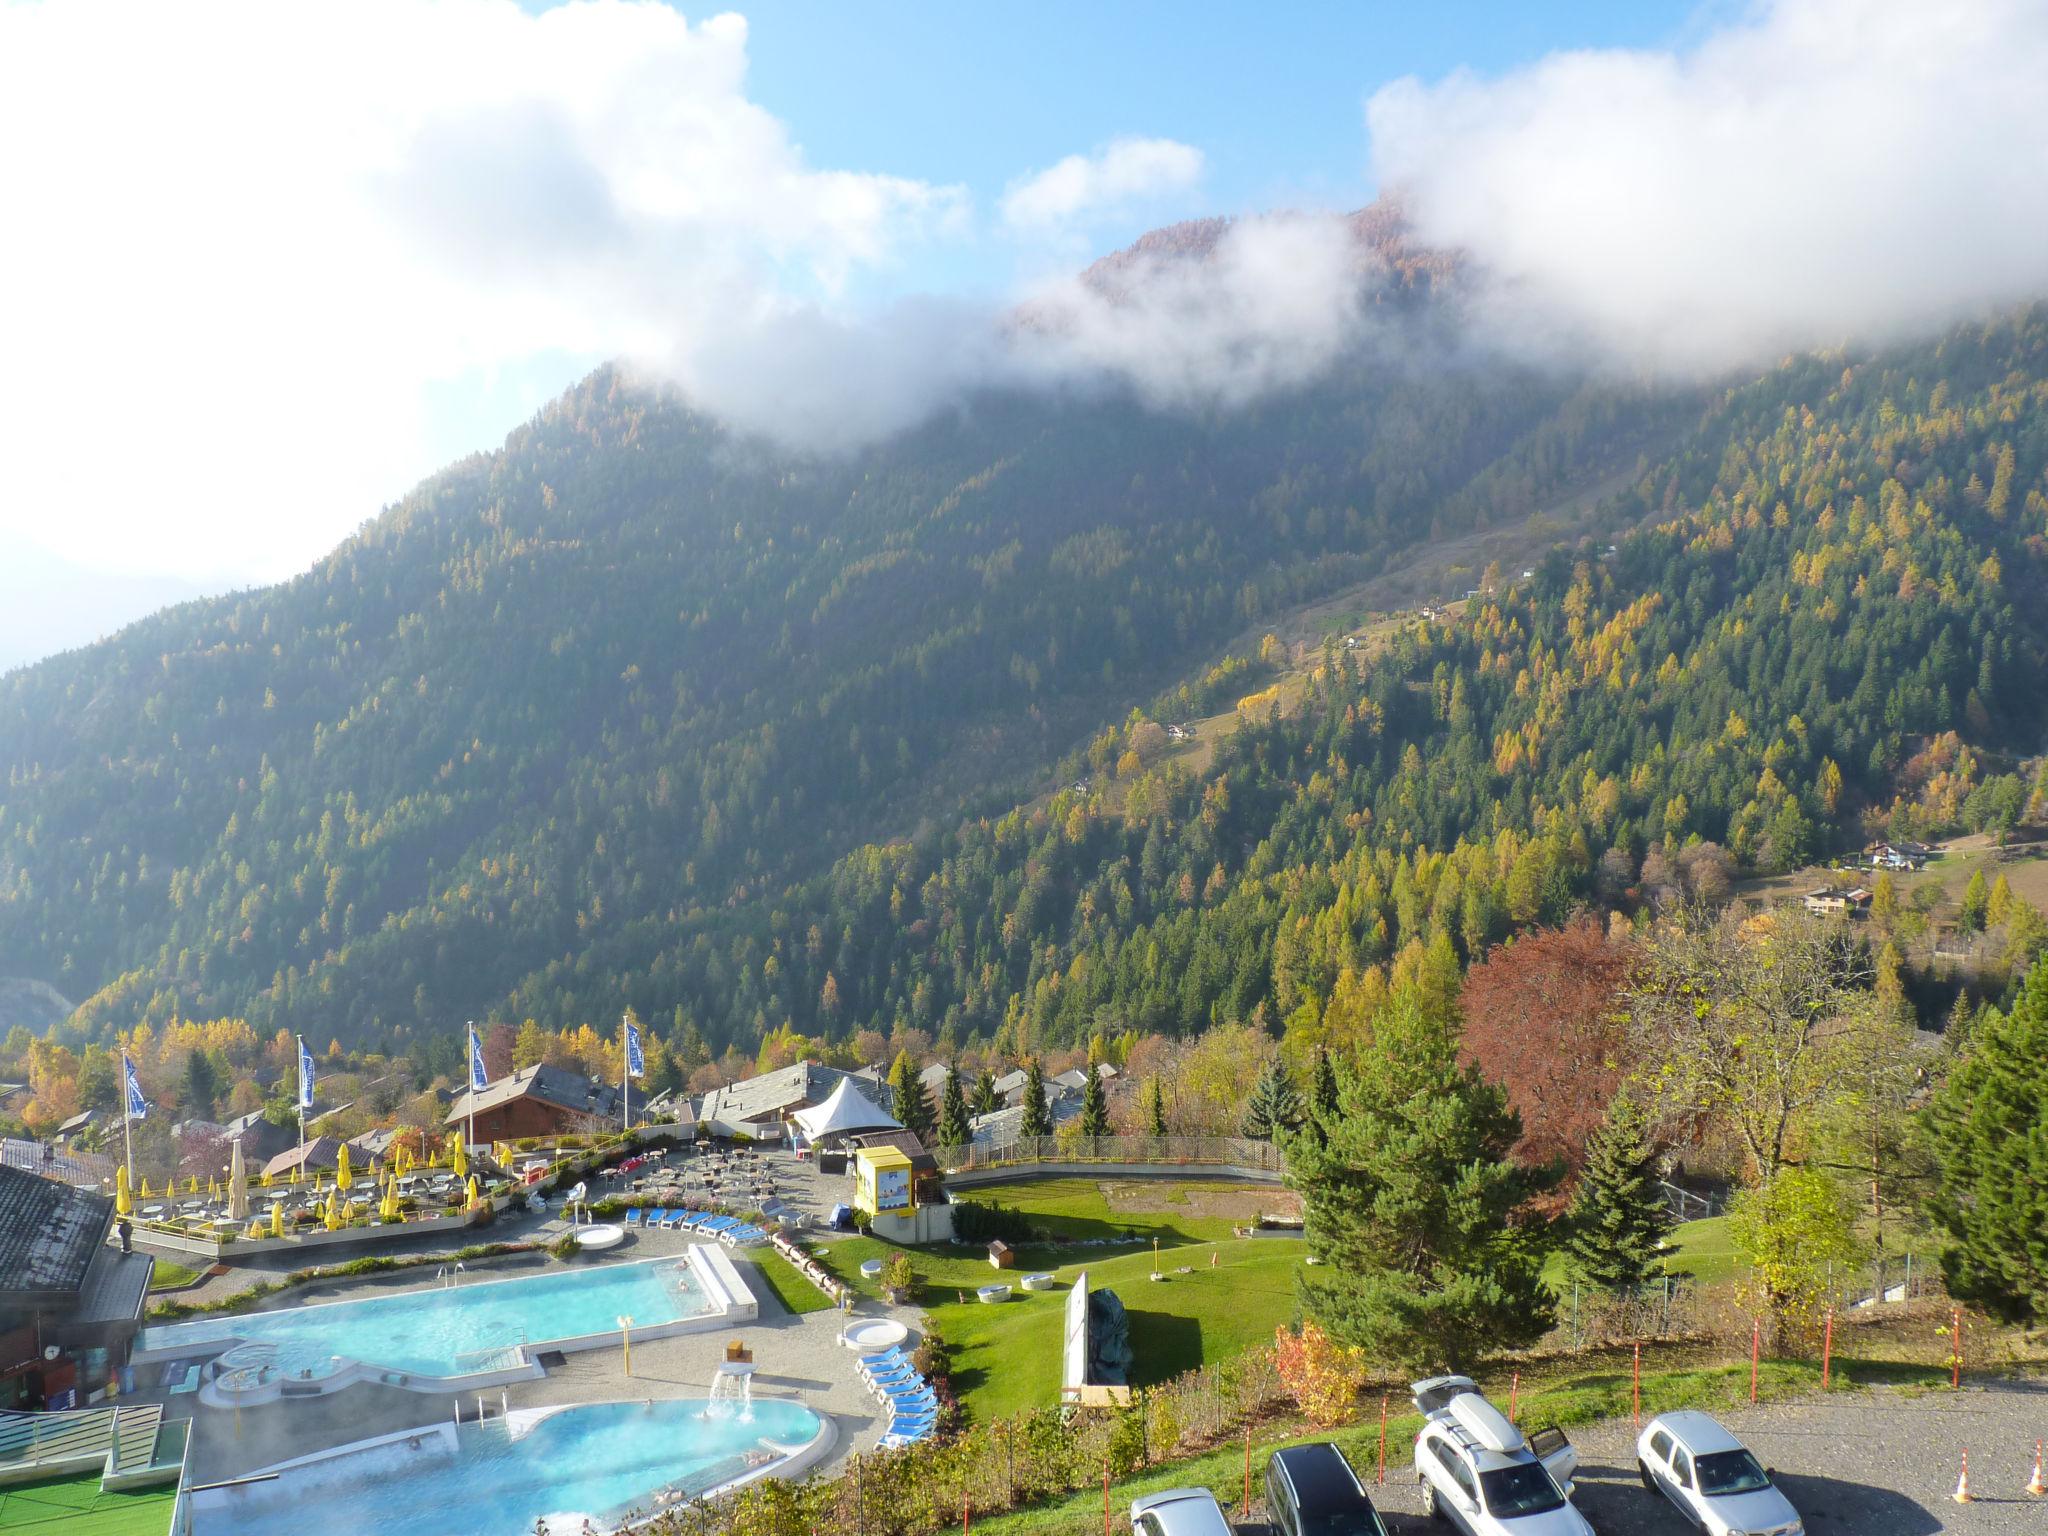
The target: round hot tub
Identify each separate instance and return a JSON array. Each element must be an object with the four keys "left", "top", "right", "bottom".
[
  {"left": 839, "top": 1318, "right": 909, "bottom": 1353},
  {"left": 572, "top": 1223, "right": 626, "bottom": 1252}
]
